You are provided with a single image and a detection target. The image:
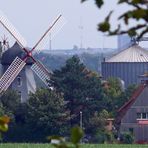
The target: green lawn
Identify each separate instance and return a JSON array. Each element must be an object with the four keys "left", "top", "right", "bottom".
[{"left": 0, "top": 144, "right": 148, "bottom": 148}]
